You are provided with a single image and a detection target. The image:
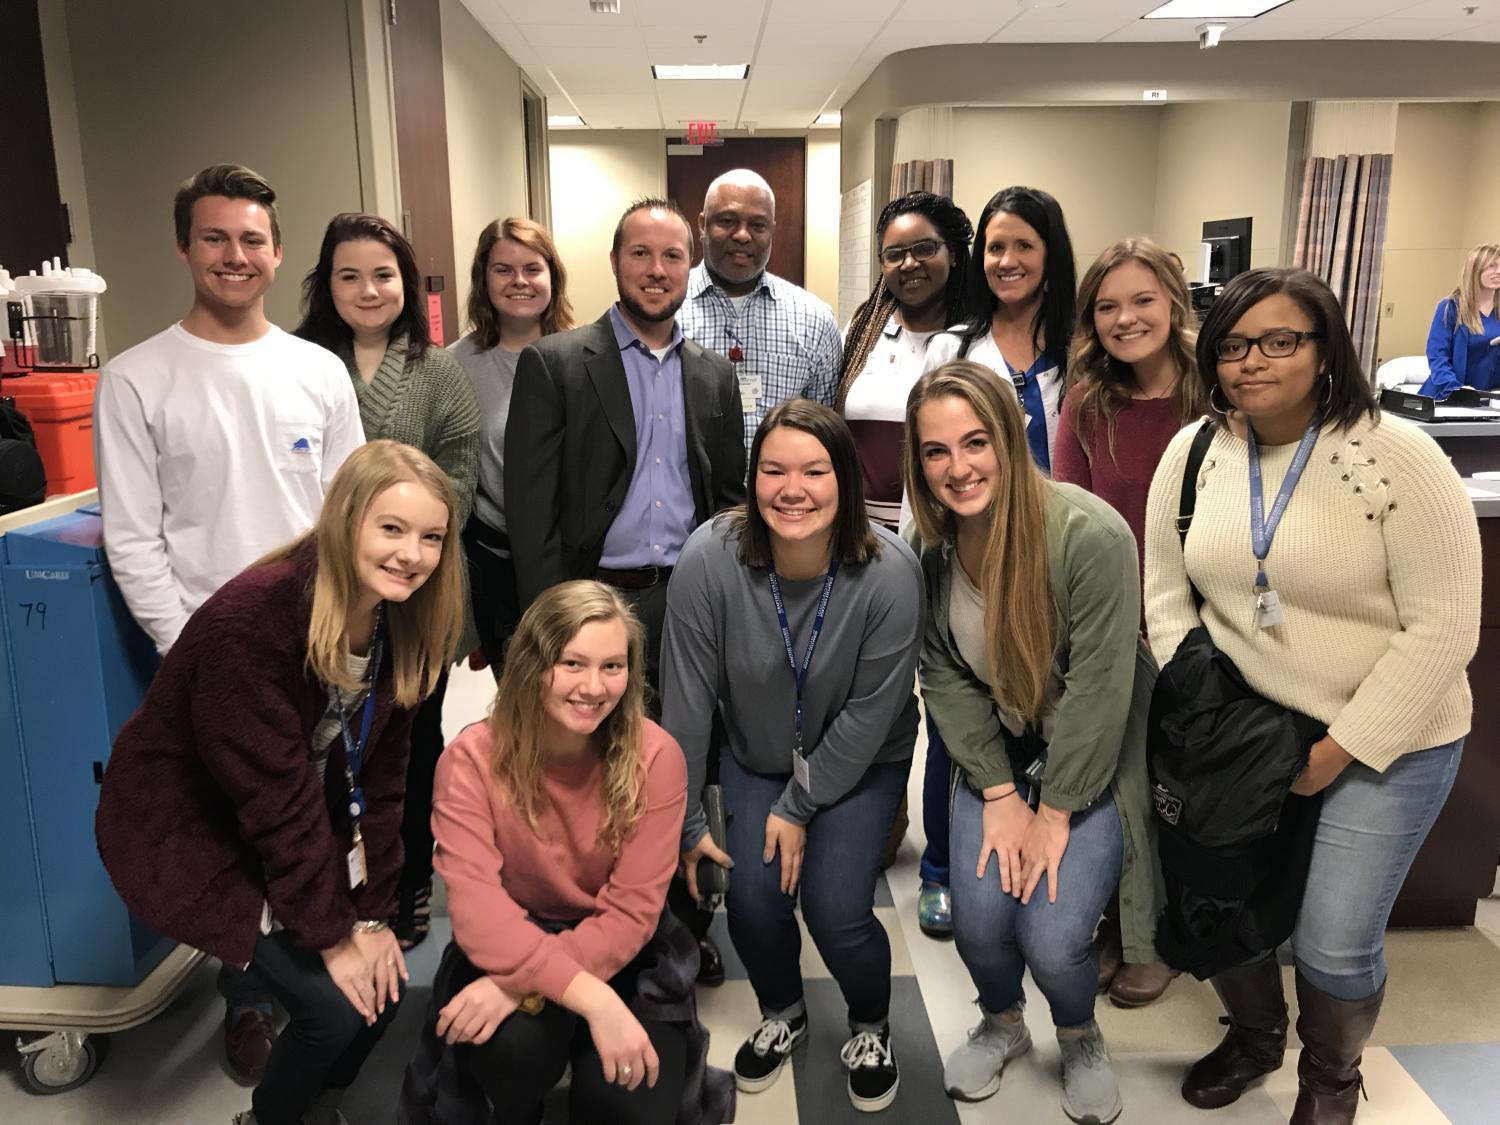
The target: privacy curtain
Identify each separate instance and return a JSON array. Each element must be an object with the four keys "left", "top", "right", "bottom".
[
  {"left": 1292, "top": 153, "right": 1393, "bottom": 374},
  {"left": 889, "top": 159, "right": 954, "bottom": 200}
]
